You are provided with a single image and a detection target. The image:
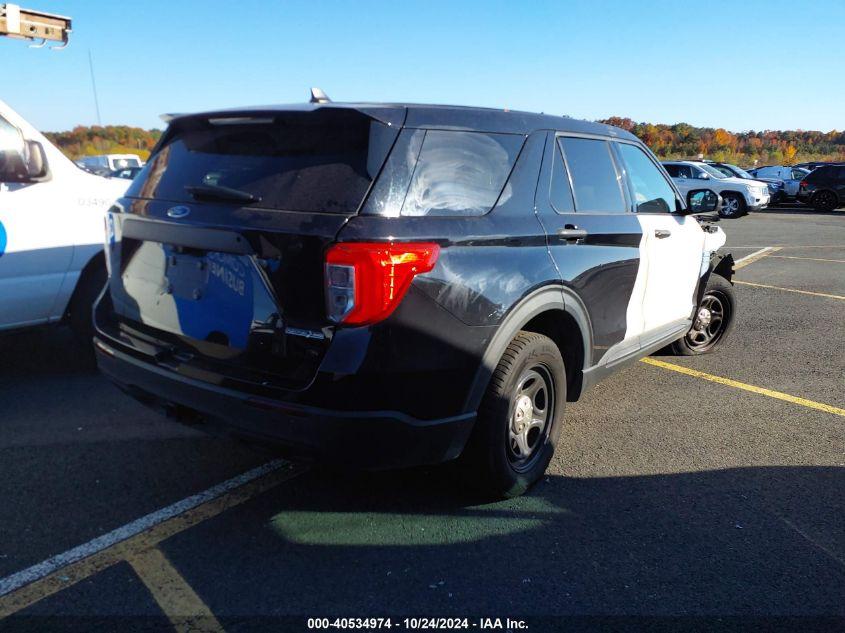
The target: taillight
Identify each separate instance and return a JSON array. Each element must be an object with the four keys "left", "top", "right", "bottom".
[
  {"left": 800, "top": 180, "right": 808, "bottom": 188},
  {"left": 325, "top": 242, "right": 440, "bottom": 326}
]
